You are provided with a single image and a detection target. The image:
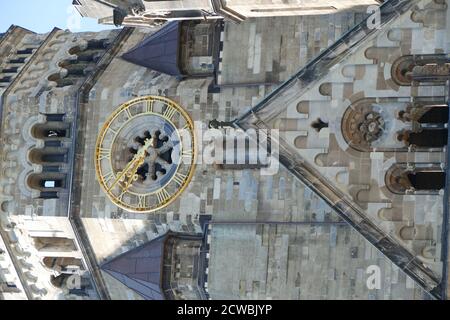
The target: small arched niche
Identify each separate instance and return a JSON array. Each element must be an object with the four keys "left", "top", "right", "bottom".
[
  {"left": 27, "top": 173, "right": 66, "bottom": 192},
  {"left": 294, "top": 135, "right": 308, "bottom": 149},
  {"left": 385, "top": 164, "right": 445, "bottom": 195},
  {"left": 296, "top": 101, "right": 309, "bottom": 114},
  {"left": 33, "top": 237, "right": 77, "bottom": 252},
  {"left": 43, "top": 257, "right": 84, "bottom": 271},
  {"left": 399, "top": 225, "right": 433, "bottom": 241},
  {"left": 28, "top": 148, "right": 68, "bottom": 165},
  {"left": 391, "top": 54, "right": 450, "bottom": 86},
  {"left": 31, "top": 122, "right": 70, "bottom": 140}
]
